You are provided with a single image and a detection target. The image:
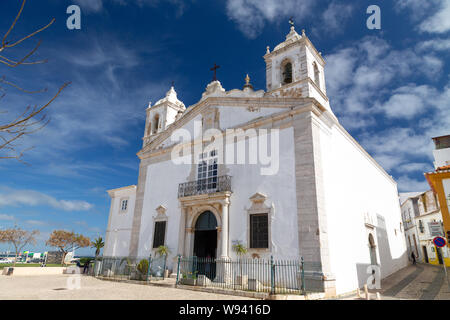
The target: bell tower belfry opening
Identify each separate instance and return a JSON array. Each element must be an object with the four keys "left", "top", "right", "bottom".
[
  {"left": 143, "top": 85, "right": 186, "bottom": 147},
  {"left": 263, "top": 21, "right": 333, "bottom": 114}
]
